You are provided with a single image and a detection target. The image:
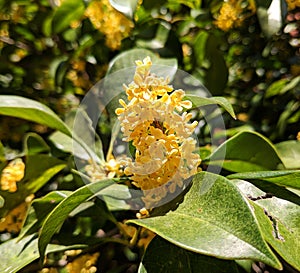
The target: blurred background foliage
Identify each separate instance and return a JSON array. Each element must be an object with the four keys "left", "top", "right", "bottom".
[{"left": 0, "top": 0, "right": 299, "bottom": 148}]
